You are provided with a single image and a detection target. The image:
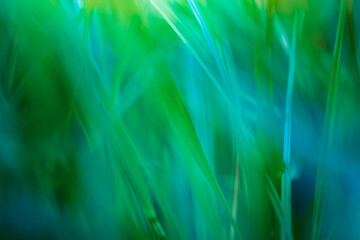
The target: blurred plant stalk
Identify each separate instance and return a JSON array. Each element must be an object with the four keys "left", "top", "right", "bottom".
[
  {"left": 312, "top": 0, "right": 347, "bottom": 239},
  {"left": 281, "top": 9, "right": 304, "bottom": 240}
]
